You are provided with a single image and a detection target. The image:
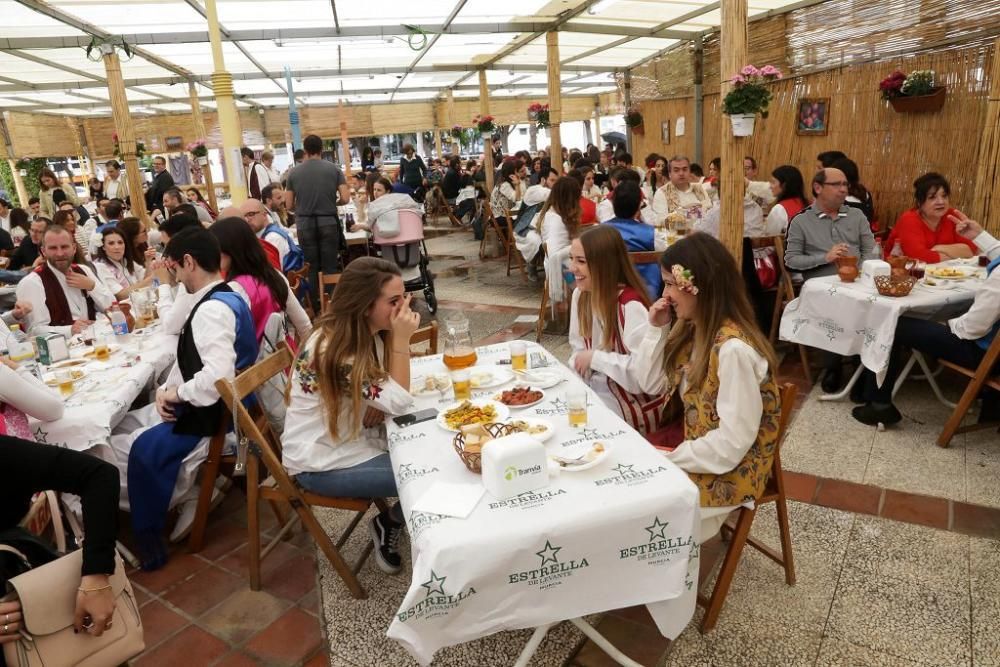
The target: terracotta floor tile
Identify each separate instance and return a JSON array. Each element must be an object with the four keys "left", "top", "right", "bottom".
[
  {"left": 571, "top": 615, "right": 671, "bottom": 667},
  {"left": 783, "top": 471, "right": 819, "bottom": 503},
  {"left": 303, "top": 652, "right": 330, "bottom": 667},
  {"left": 952, "top": 502, "right": 1000, "bottom": 539},
  {"left": 260, "top": 553, "right": 317, "bottom": 602},
  {"left": 195, "top": 517, "right": 249, "bottom": 561},
  {"left": 133, "top": 583, "right": 152, "bottom": 608},
  {"left": 244, "top": 607, "right": 323, "bottom": 665},
  {"left": 880, "top": 490, "right": 950, "bottom": 530},
  {"left": 213, "top": 651, "right": 264, "bottom": 667},
  {"left": 134, "top": 625, "right": 230, "bottom": 667},
  {"left": 199, "top": 588, "right": 292, "bottom": 645},
  {"left": 297, "top": 588, "right": 320, "bottom": 617},
  {"left": 814, "top": 479, "right": 882, "bottom": 516},
  {"left": 161, "top": 565, "right": 244, "bottom": 618},
  {"left": 130, "top": 553, "right": 212, "bottom": 595},
  {"left": 136, "top": 599, "right": 188, "bottom": 649},
  {"left": 216, "top": 539, "right": 302, "bottom": 579}
]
